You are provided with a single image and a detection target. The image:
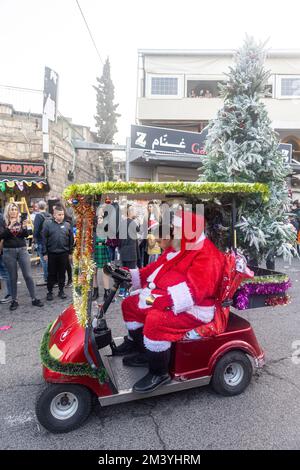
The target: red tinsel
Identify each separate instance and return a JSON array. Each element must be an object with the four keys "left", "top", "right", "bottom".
[{"left": 264, "top": 295, "right": 290, "bottom": 307}]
